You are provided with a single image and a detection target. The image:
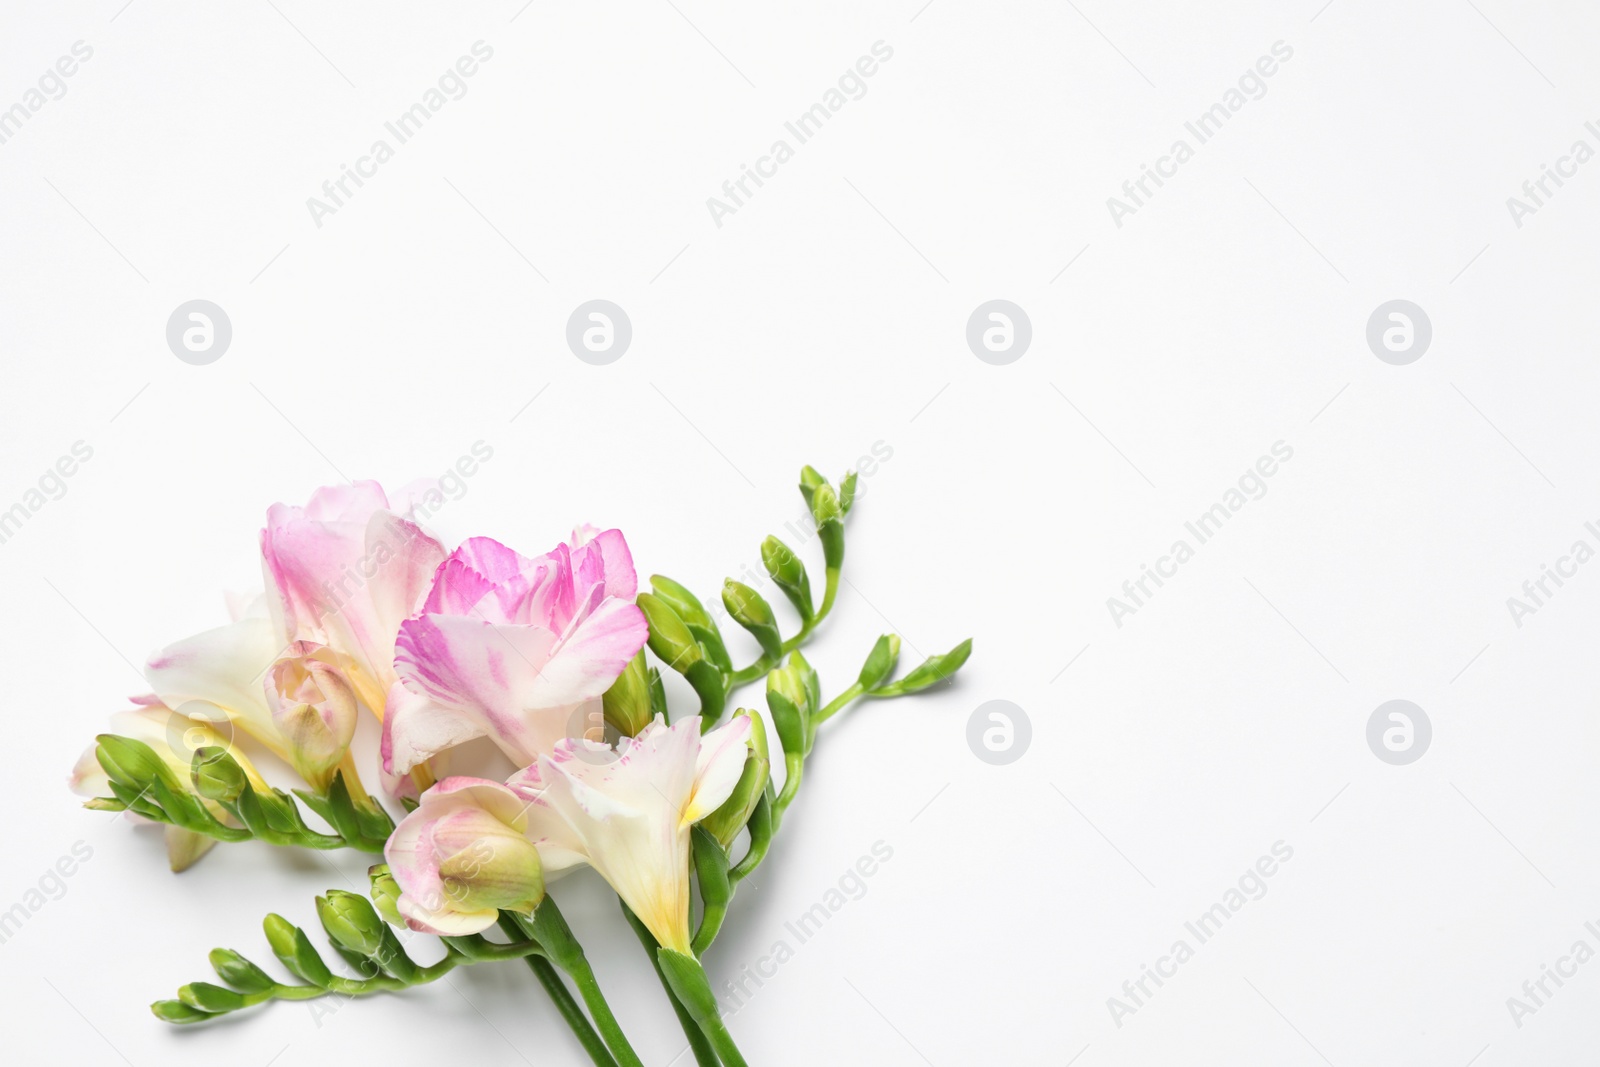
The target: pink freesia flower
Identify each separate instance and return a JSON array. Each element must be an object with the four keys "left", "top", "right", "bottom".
[
  {"left": 383, "top": 777, "right": 546, "bottom": 935},
  {"left": 144, "top": 481, "right": 446, "bottom": 792},
  {"left": 260, "top": 481, "right": 446, "bottom": 714},
  {"left": 381, "top": 527, "right": 648, "bottom": 777},
  {"left": 508, "top": 715, "right": 751, "bottom": 954},
  {"left": 265, "top": 641, "right": 361, "bottom": 791}
]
